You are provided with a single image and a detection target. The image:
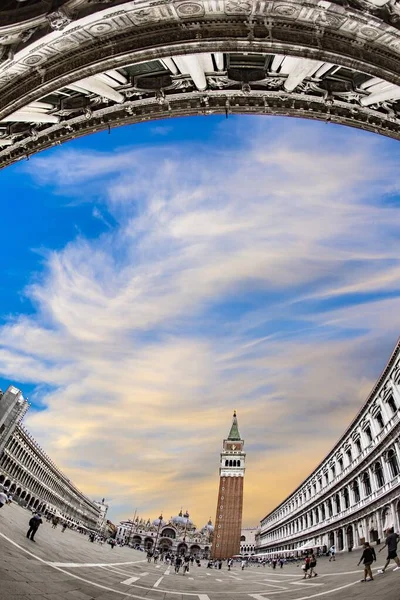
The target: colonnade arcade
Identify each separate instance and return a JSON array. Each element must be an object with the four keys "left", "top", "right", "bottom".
[
  {"left": 0, "top": 424, "right": 99, "bottom": 528},
  {"left": 259, "top": 340, "right": 400, "bottom": 556}
]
